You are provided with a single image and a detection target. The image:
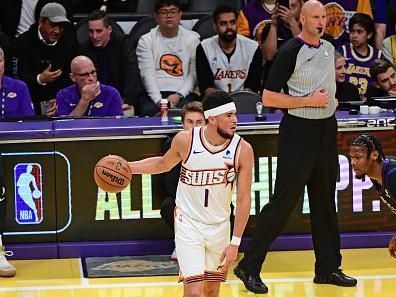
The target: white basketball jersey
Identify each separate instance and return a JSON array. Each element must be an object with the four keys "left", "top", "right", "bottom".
[
  {"left": 176, "top": 127, "right": 242, "bottom": 224},
  {"left": 200, "top": 34, "right": 258, "bottom": 93}
]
